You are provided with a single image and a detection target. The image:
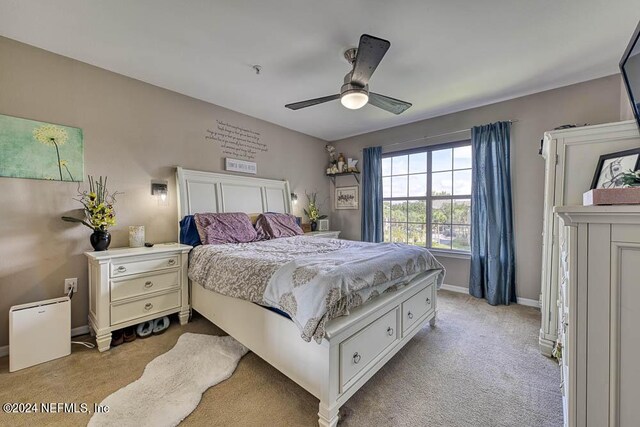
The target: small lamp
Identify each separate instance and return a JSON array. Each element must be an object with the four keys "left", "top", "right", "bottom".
[
  {"left": 151, "top": 181, "right": 168, "bottom": 205},
  {"left": 291, "top": 192, "right": 298, "bottom": 205}
]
